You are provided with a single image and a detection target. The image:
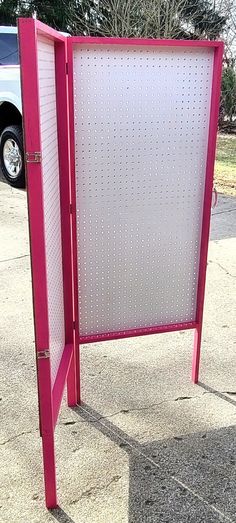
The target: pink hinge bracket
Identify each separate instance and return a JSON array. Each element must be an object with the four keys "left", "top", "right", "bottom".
[
  {"left": 37, "top": 350, "right": 50, "bottom": 359},
  {"left": 26, "top": 151, "right": 42, "bottom": 163}
]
